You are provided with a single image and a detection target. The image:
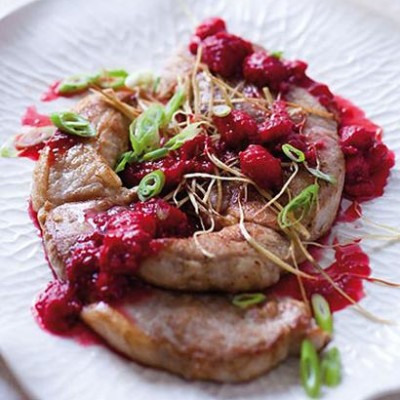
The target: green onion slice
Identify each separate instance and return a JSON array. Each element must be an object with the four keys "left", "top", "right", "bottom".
[
  {"left": 50, "top": 112, "right": 96, "bottom": 137},
  {"left": 321, "top": 347, "right": 341, "bottom": 387},
  {"left": 270, "top": 50, "right": 283, "bottom": 59},
  {"left": 278, "top": 183, "right": 319, "bottom": 229},
  {"left": 153, "top": 76, "right": 161, "bottom": 93},
  {"left": 232, "top": 293, "right": 266, "bottom": 309},
  {"left": 125, "top": 71, "right": 155, "bottom": 90},
  {"left": 164, "top": 87, "right": 185, "bottom": 124},
  {"left": 138, "top": 170, "right": 165, "bottom": 201},
  {"left": 115, "top": 151, "right": 137, "bottom": 173},
  {"left": 212, "top": 104, "right": 232, "bottom": 117},
  {"left": 98, "top": 69, "right": 128, "bottom": 89},
  {"left": 130, "top": 104, "right": 165, "bottom": 156},
  {"left": 0, "top": 138, "right": 18, "bottom": 158},
  {"left": 58, "top": 74, "right": 96, "bottom": 94},
  {"left": 164, "top": 122, "right": 203, "bottom": 151},
  {"left": 311, "top": 294, "right": 333, "bottom": 334},
  {"left": 282, "top": 143, "right": 306, "bottom": 163},
  {"left": 300, "top": 339, "right": 322, "bottom": 398},
  {"left": 306, "top": 165, "right": 337, "bottom": 184},
  {"left": 141, "top": 147, "right": 169, "bottom": 162}
]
